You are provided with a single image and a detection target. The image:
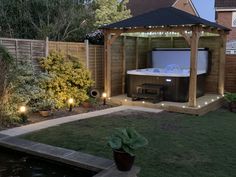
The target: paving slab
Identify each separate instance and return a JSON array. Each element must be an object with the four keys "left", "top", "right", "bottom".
[
  {"left": 0, "top": 133, "right": 8, "bottom": 140},
  {"left": 0, "top": 137, "right": 38, "bottom": 149},
  {"left": 65, "top": 151, "right": 114, "bottom": 172},
  {"left": 29, "top": 143, "right": 75, "bottom": 157},
  {"left": 0, "top": 136, "right": 114, "bottom": 172},
  {"left": 94, "top": 166, "right": 140, "bottom": 177},
  {"left": 125, "top": 106, "right": 163, "bottom": 113}
]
